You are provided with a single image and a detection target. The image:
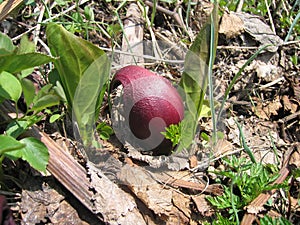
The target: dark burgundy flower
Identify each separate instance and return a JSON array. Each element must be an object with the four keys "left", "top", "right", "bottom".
[{"left": 111, "top": 65, "right": 184, "bottom": 155}]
